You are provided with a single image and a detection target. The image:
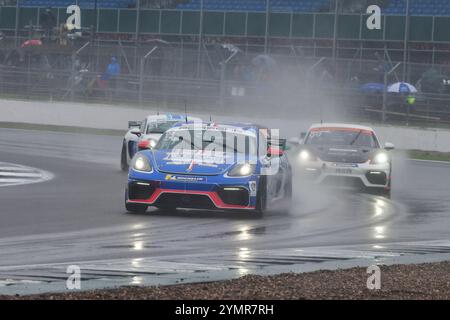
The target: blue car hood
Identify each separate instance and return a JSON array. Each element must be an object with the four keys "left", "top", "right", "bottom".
[{"left": 152, "top": 150, "right": 254, "bottom": 175}]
